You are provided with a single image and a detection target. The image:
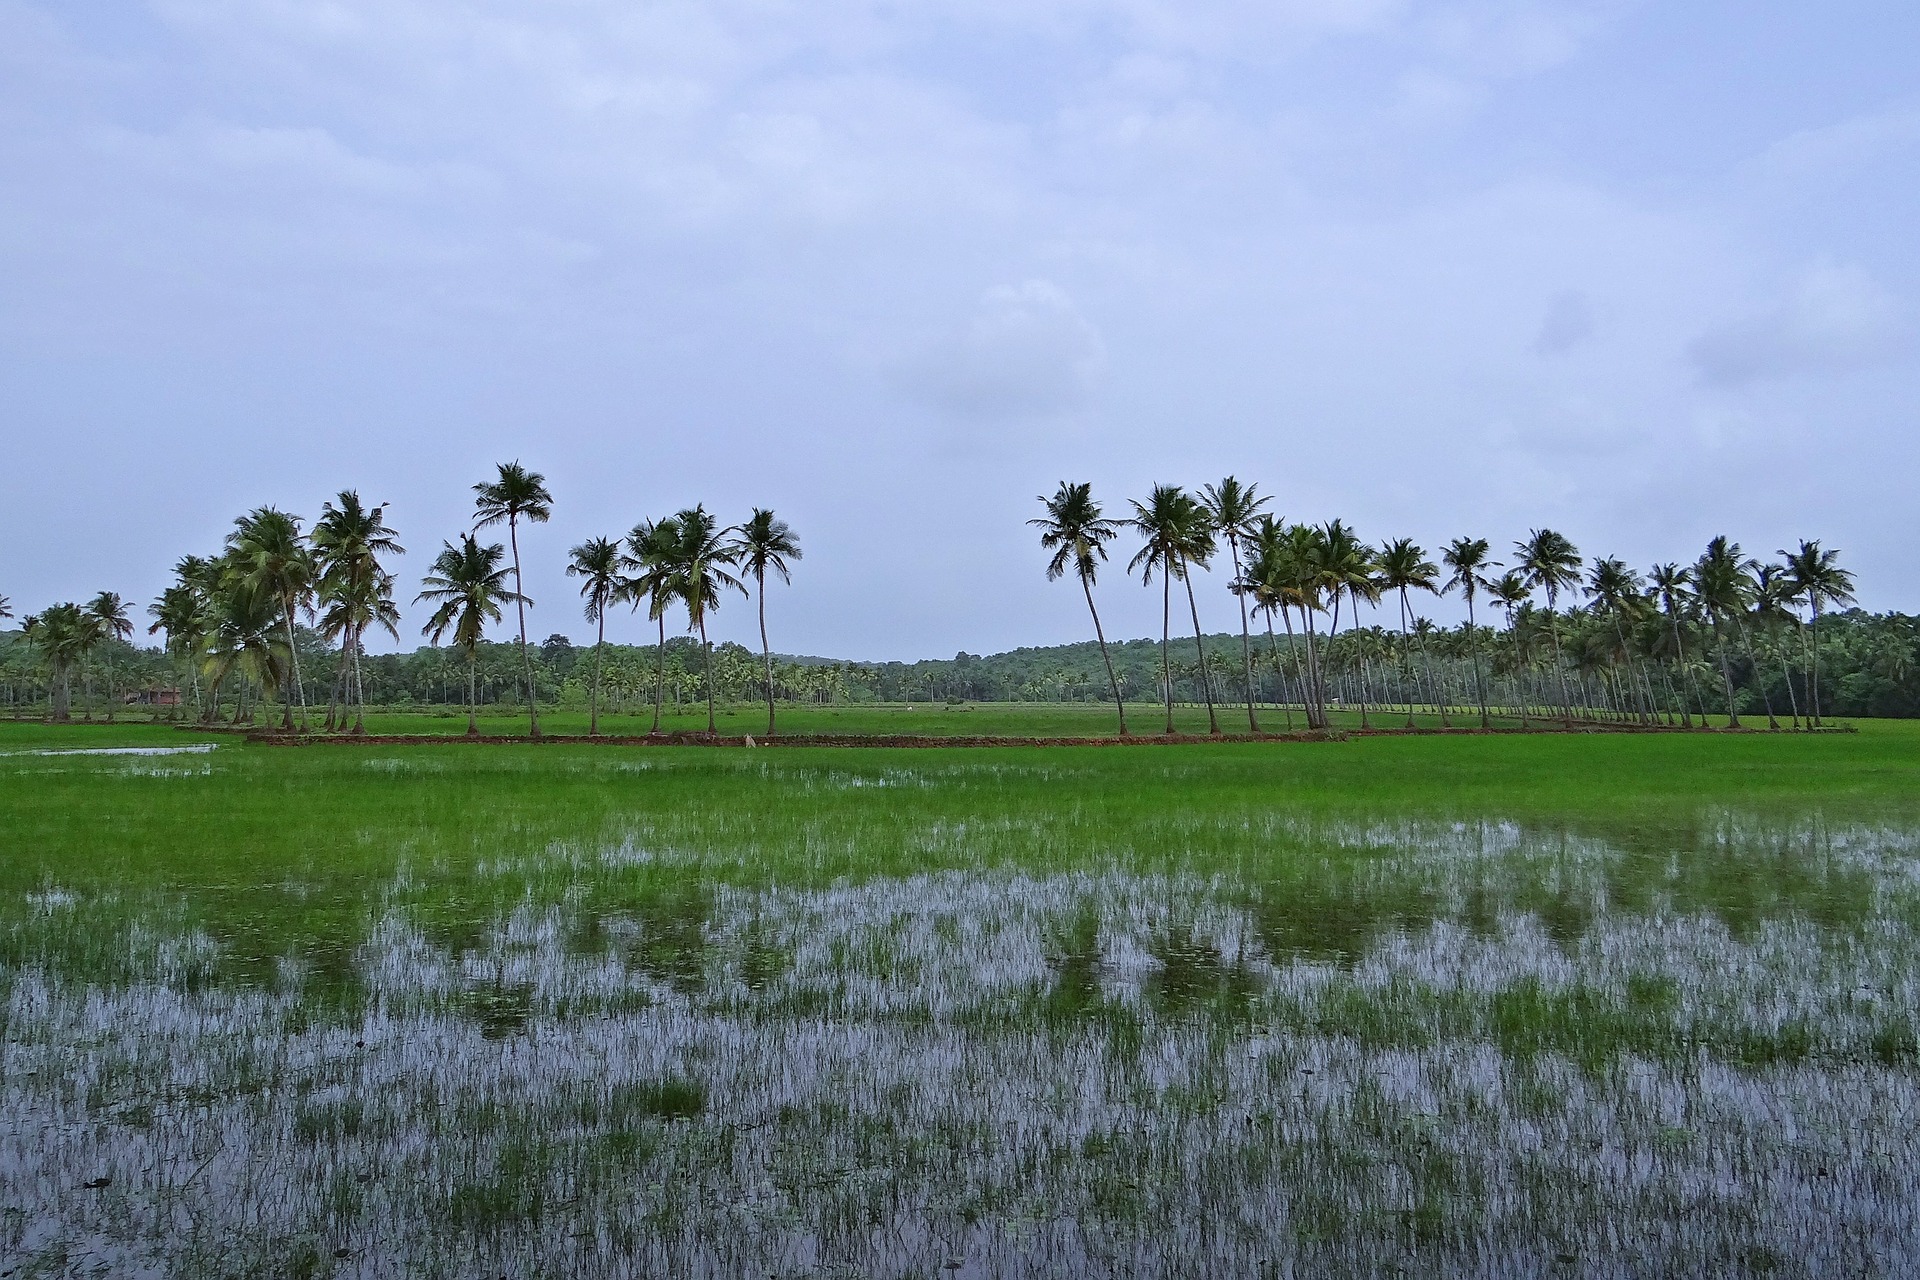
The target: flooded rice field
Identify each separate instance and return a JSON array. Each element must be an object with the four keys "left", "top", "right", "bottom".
[{"left": 6, "top": 802, "right": 1920, "bottom": 1277}]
